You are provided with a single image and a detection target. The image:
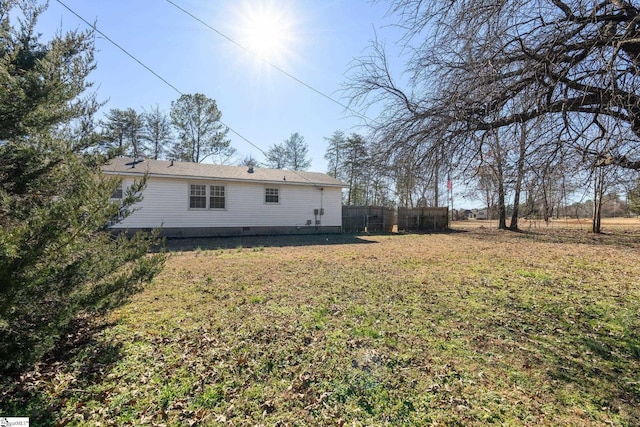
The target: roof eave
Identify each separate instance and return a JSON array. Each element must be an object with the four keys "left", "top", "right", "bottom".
[{"left": 102, "top": 170, "right": 346, "bottom": 188}]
